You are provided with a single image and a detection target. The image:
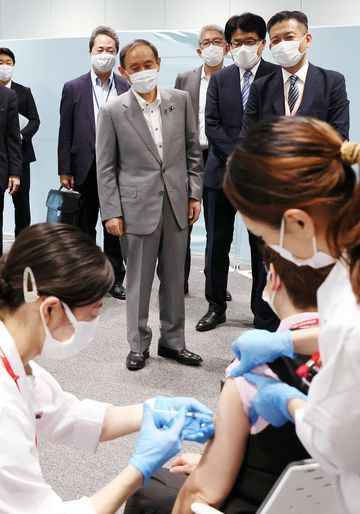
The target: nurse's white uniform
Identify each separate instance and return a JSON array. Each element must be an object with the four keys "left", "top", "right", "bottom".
[
  {"left": 295, "top": 260, "right": 360, "bottom": 514},
  {"left": 0, "top": 321, "right": 110, "bottom": 513}
]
